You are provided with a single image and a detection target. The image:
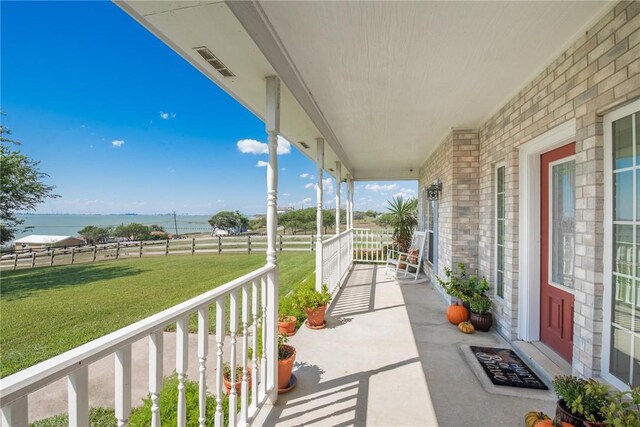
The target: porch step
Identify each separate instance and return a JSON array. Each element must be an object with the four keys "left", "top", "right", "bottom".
[{"left": 512, "top": 340, "right": 572, "bottom": 388}]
